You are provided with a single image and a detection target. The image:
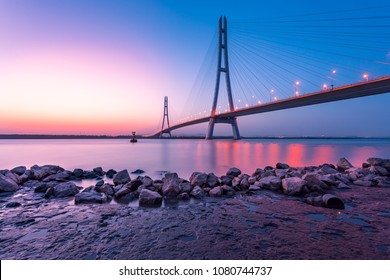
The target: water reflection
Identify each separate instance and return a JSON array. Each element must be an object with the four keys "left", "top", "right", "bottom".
[{"left": 0, "top": 139, "right": 389, "bottom": 179}]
